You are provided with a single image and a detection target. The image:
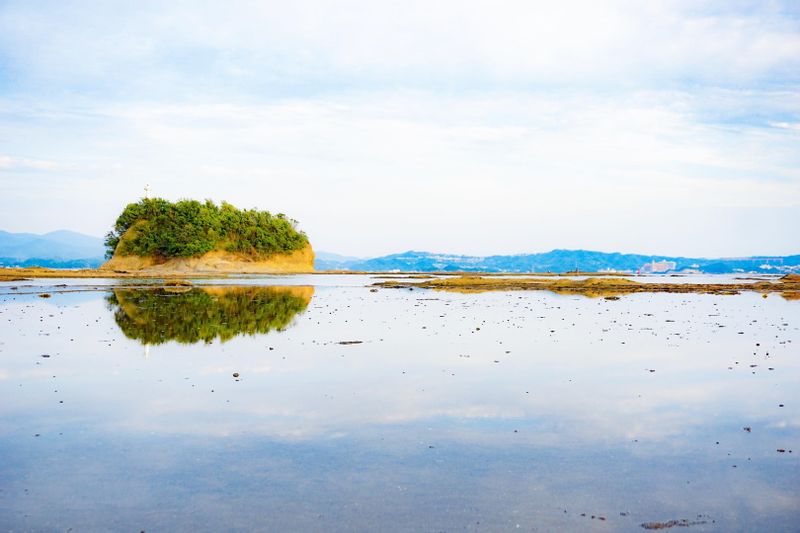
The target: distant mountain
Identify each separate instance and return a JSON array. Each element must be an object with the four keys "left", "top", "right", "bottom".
[
  {"left": 0, "top": 230, "right": 105, "bottom": 268},
  {"left": 314, "top": 251, "right": 368, "bottom": 270},
  {"left": 314, "top": 249, "right": 800, "bottom": 274}
]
